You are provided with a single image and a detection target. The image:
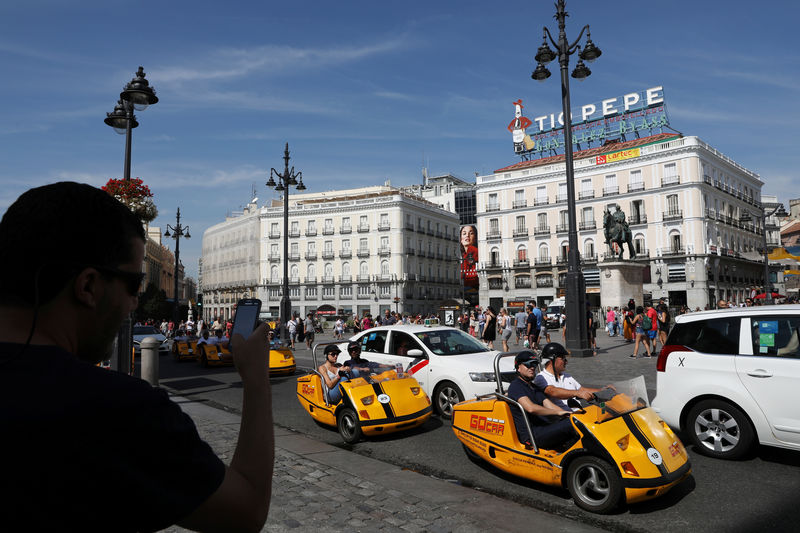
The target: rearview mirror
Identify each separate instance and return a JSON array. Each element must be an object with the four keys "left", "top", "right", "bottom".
[{"left": 406, "top": 349, "right": 424, "bottom": 357}]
